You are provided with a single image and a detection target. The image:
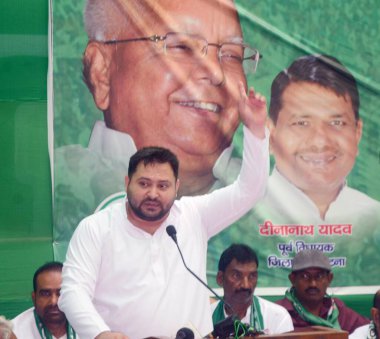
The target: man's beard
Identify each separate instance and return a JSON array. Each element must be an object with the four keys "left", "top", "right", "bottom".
[
  {"left": 127, "top": 195, "right": 173, "bottom": 222},
  {"left": 42, "top": 306, "right": 66, "bottom": 325}
]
